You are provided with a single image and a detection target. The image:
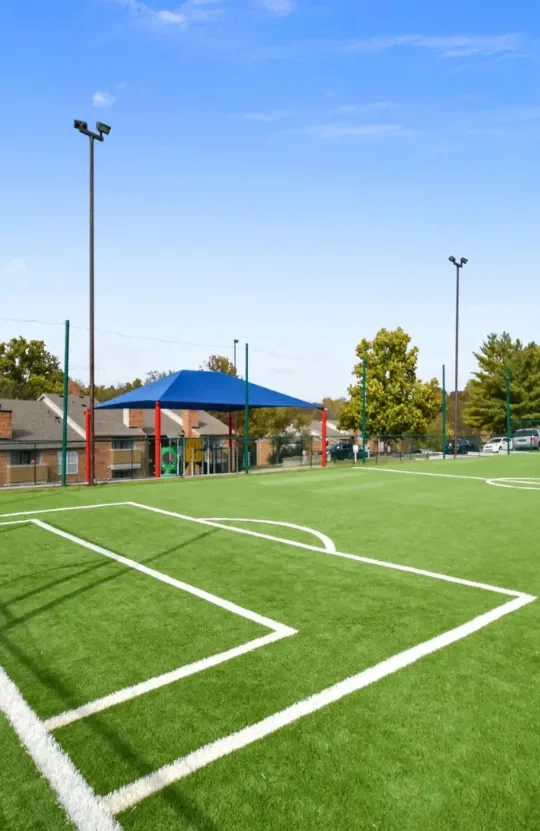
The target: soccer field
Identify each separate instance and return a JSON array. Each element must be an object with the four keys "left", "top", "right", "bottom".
[{"left": 1, "top": 456, "right": 540, "bottom": 831}]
